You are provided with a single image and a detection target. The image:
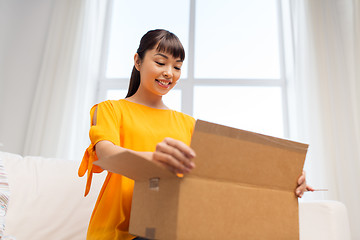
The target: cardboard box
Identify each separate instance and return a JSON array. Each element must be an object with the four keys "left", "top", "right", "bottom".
[{"left": 95, "top": 120, "right": 308, "bottom": 240}]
